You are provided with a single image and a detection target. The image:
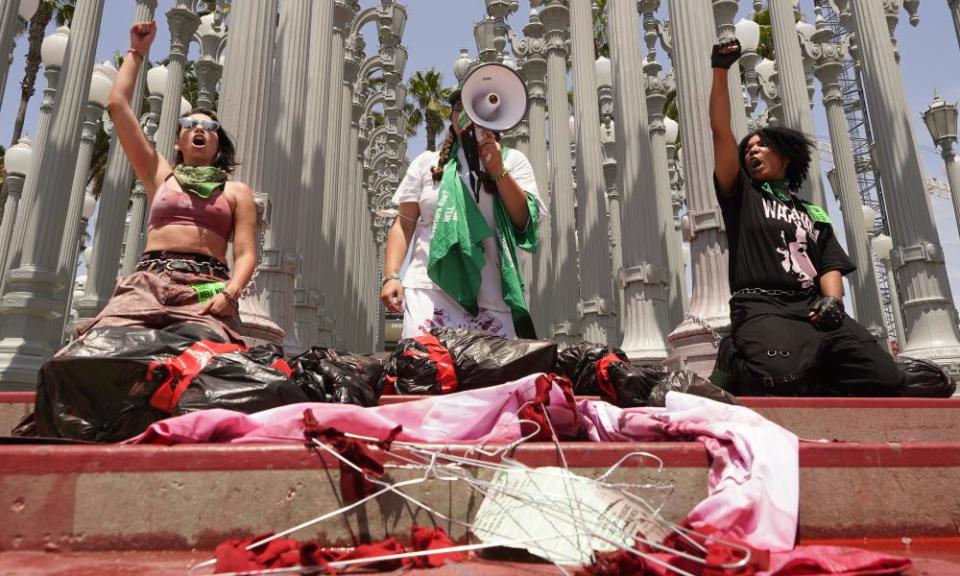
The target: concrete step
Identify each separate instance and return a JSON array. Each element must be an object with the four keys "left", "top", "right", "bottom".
[
  {"left": 4, "top": 393, "right": 958, "bottom": 442},
  {"left": 1, "top": 543, "right": 959, "bottom": 576},
  {"left": 2, "top": 440, "right": 958, "bottom": 552}
]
